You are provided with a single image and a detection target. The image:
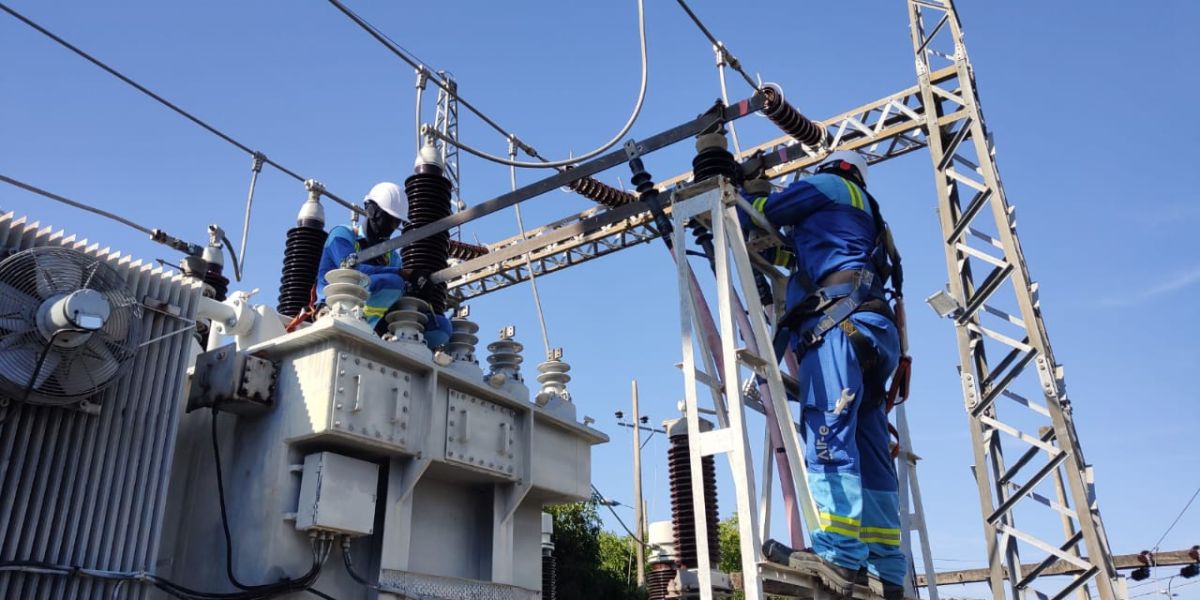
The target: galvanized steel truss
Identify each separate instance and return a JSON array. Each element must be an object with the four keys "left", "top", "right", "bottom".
[
  {"left": 433, "top": 1, "right": 1121, "bottom": 597},
  {"left": 907, "top": 1, "right": 1120, "bottom": 598}
]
